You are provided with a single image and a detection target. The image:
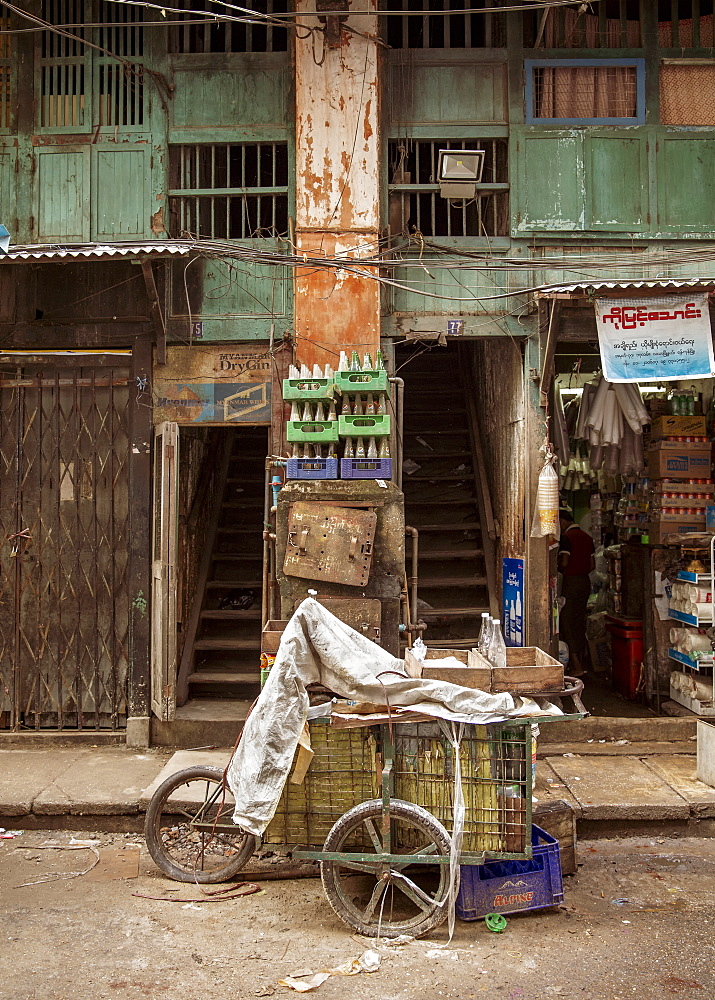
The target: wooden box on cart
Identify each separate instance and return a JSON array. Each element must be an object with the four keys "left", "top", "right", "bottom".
[{"left": 405, "top": 645, "right": 563, "bottom": 695}]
